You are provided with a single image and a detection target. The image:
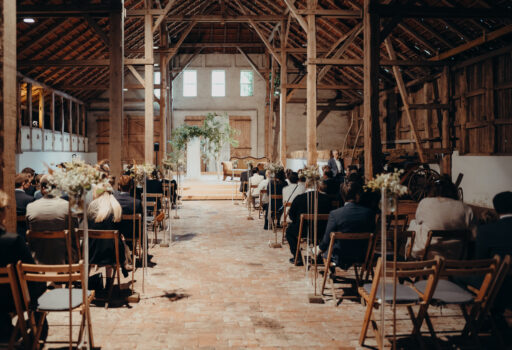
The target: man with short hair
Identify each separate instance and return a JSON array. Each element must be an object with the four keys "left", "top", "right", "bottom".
[
  {"left": 15, "top": 174, "right": 34, "bottom": 239},
  {"left": 319, "top": 181, "right": 376, "bottom": 268},
  {"left": 26, "top": 175, "right": 78, "bottom": 264},
  {"left": 21, "top": 167, "right": 37, "bottom": 196}
]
